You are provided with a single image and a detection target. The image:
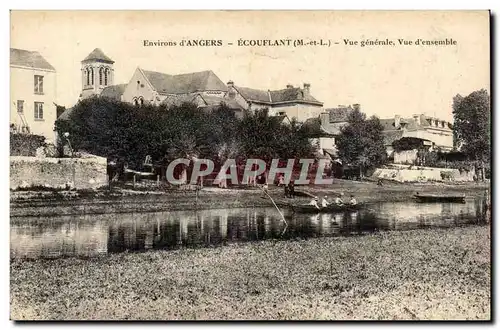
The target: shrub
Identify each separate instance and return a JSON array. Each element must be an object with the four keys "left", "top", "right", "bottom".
[{"left": 10, "top": 133, "right": 46, "bottom": 156}]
